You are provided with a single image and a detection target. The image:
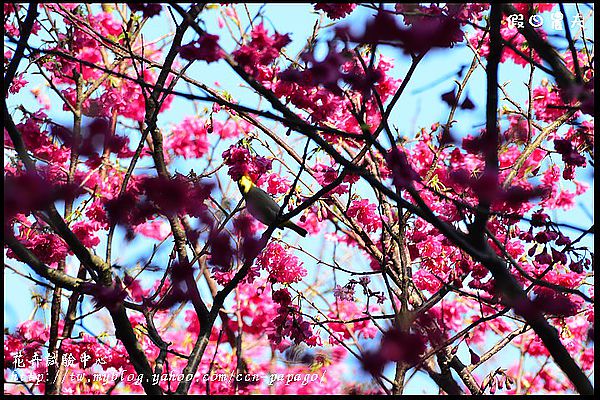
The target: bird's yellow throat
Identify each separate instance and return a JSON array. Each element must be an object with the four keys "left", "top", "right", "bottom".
[{"left": 238, "top": 175, "right": 254, "bottom": 194}]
